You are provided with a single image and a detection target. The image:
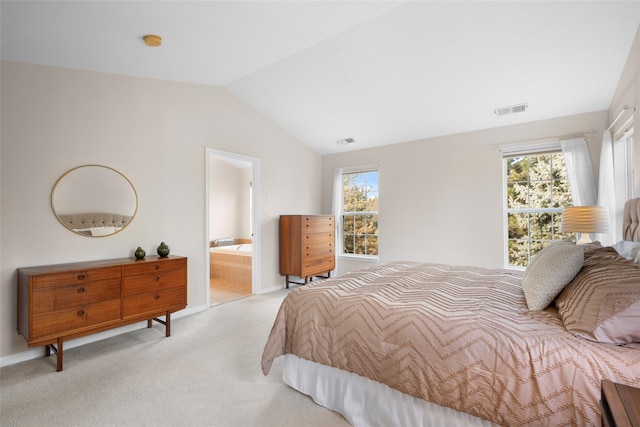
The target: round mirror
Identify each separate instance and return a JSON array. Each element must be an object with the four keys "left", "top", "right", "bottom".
[{"left": 51, "top": 165, "right": 138, "bottom": 237}]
